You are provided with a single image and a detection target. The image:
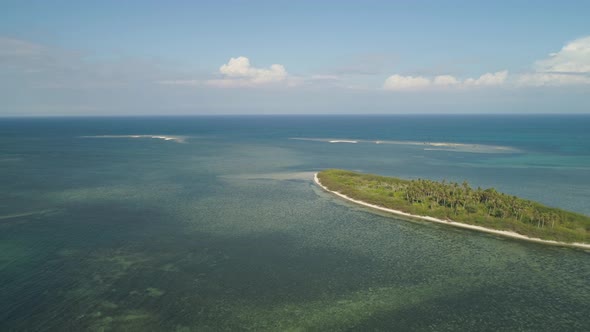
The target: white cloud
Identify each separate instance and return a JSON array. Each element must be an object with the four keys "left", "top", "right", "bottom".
[
  {"left": 518, "top": 36, "right": 590, "bottom": 86},
  {"left": 535, "top": 36, "right": 590, "bottom": 74},
  {"left": 384, "top": 36, "right": 590, "bottom": 90},
  {"left": 207, "top": 56, "right": 288, "bottom": 87},
  {"left": 382, "top": 36, "right": 590, "bottom": 91},
  {"left": 383, "top": 75, "right": 431, "bottom": 90},
  {"left": 383, "top": 71, "right": 507, "bottom": 91},
  {"left": 433, "top": 75, "right": 460, "bottom": 86},
  {"left": 464, "top": 70, "right": 508, "bottom": 86}
]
